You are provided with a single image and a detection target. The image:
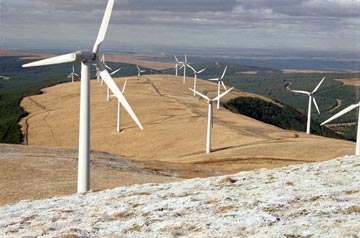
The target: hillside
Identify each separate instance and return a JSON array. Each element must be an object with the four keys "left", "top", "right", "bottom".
[{"left": 1, "top": 155, "right": 359, "bottom": 237}]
